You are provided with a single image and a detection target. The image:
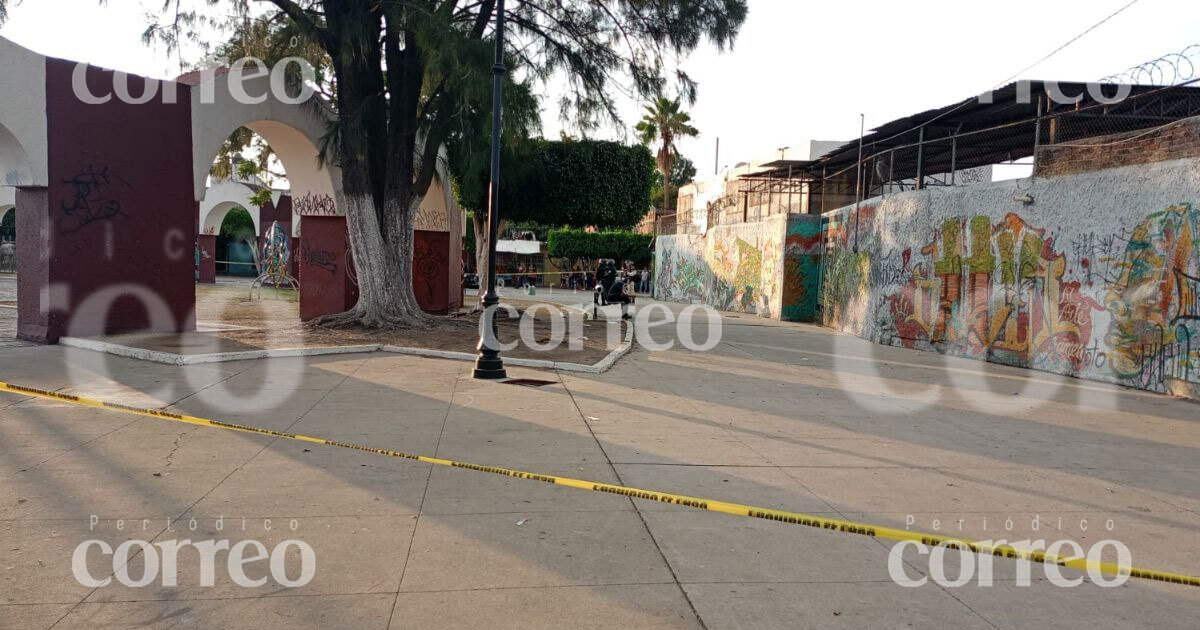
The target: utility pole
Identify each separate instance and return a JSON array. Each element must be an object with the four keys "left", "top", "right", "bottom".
[
  {"left": 853, "top": 113, "right": 864, "bottom": 252},
  {"left": 774, "top": 147, "right": 789, "bottom": 215}
]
